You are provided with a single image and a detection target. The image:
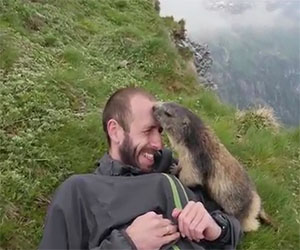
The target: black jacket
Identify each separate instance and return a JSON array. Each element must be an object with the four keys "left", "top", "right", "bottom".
[{"left": 39, "top": 153, "right": 242, "bottom": 249}]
